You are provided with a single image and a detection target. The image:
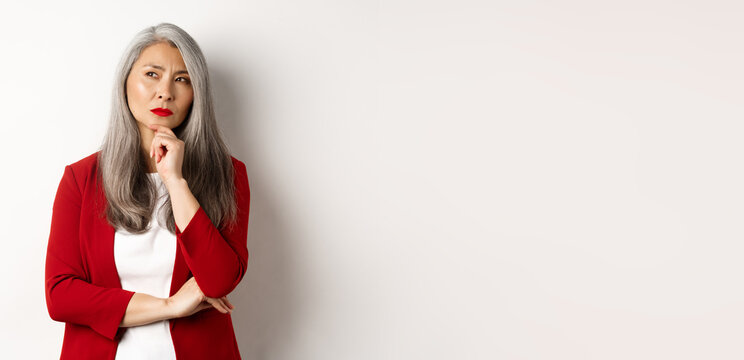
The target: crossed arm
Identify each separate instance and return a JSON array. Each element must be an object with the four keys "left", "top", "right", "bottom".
[{"left": 44, "top": 160, "right": 250, "bottom": 340}]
